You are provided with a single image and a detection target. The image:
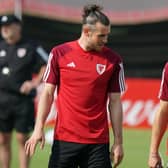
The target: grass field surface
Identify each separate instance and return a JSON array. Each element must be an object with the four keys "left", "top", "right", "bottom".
[{"left": 11, "top": 128, "right": 167, "bottom": 168}]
